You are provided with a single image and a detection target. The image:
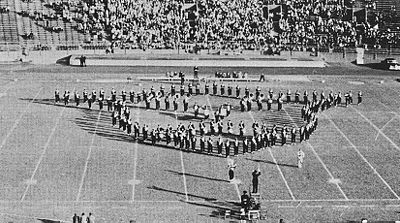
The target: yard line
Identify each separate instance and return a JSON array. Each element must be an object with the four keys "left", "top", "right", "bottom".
[
  {"left": 233, "top": 182, "right": 241, "bottom": 201},
  {"left": 3, "top": 197, "right": 400, "bottom": 204},
  {"left": 283, "top": 109, "right": 349, "bottom": 200},
  {"left": 173, "top": 111, "right": 189, "bottom": 202},
  {"left": 0, "top": 80, "right": 13, "bottom": 96},
  {"left": 205, "top": 95, "right": 215, "bottom": 119},
  {"left": 76, "top": 111, "right": 102, "bottom": 201},
  {"left": 322, "top": 112, "right": 400, "bottom": 200},
  {"left": 226, "top": 158, "right": 242, "bottom": 202},
  {"left": 284, "top": 107, "right": 348, "bottom": 199},
  {"left": 130, "top": 108, "right": 140, "bottom": 202},
  {"left": 375, "top": 115, "right": 396, "bottom": 141},
  {"left": 352, "top": 106, "right": 400, "bottom": 152},
  {"left": 306, "top": 142, "right": 349, "bottom": 200},
  {"left": 206, "top": 95, "right": 241, "bottom": 201},
  {"left": 268, "top": 147, "right": 296, "bottom": 201},
  {"left": 0, "top": 87, "right": 42, "bottom": 151},
  {"left": 21, "top": 102, "right": 68, "bottom": 201},
  {"left": 246, "top": 111, "right": 296, "bottom": 201},
  {"left": 281, "top": 108, "right": 349, "bottom": 200}
]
